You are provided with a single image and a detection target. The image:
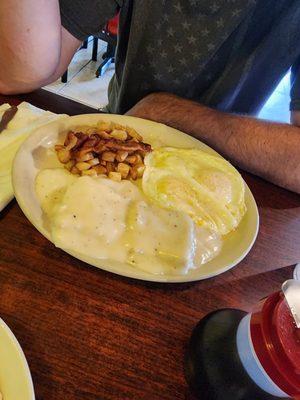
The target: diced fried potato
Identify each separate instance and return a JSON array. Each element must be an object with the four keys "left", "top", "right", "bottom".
[
  {"left": 63, "top": 133, "right": 72, "bottom": 146},
  {"left": 135, "top": 153, "right": 143, "bottom": 164},
  {"left": 116, "top": 162, "right": 130, "bottom": 178},
  {"left": 94, "top": 143, "right": 106, "bottom": 153},
  {"left": 77, "top": 146, "right": 94, "bottom": 154},
  {"left": 70, "top": 166, "right": 80, "bottom": 175},
  {"left": 110, "top": 129, "right": 127, "bottom": 141},
  {"left": 57, "top": 148, "right": 71, "bottom": 163},
  {"left": 88, "top": 158, "right": 100, "bottom": 166},
  {"left": 65, "top": 160, "right": 76, "bottom": 171},
  {"left": 65, "top": 134, "right": 78, "bottom": 151},
  {"left": 102, "top": 151, "right": 116, "bottom": 162},
  {"left": 75, "top": 151, "right": 94, "bottom": 162},
  {"left": 97, "top": 121, "right": 112, "bottom": 131},
  {"left": 93, "top": 165, "right": 107, "bottom": 175},
  {"left": 126, "top": 155, "right": 137, "bottom": 165},
  {"left": 76, "top": 162, "right": 91, "bottom": 171},
  {"left": 106, "top": 162, "right": 115, "bottom": 173},
  {"left": 126, "top": 126, "right": 143, "bottom": 141},
  {"left": 55, "top": 144, "right": 64, "bottom": 152},
  {"left": 82, "top": 169, "right": 97, "bottom": 176},
  {"left": 116, "top": 150, "right": 128, "bottom": 162},
  {"left": 97, "top": 130, "right": 111, "bottom": 139},
  {"left": 83, "top": 137, "right": 99, "bottom": 148},
  {"left": 56, "top": 123, "right": 150, "bottom": 182},
  {"left": 130, "top": 164, "right": 145, "bottom": 180},
  {"left": 108, "top": 171, "right": 122, "bottom": 182},
  {"left": 136, "top": 165, "right": 145, "bottom": 178},
  {"left": 129, "top": 167, "right": 138, "bottom": 180},
  {"left": 85, "top": 127, "right": 97, "bottom": 135}
]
